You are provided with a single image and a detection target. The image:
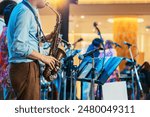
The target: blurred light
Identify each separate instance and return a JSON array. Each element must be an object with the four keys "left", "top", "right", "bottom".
[
  {"left": 137, "top": 18, "right": 144, "bottom": 23},
  {"left": 98, "top": 22, "right": 102, "bottom": 25},
  {"left": 80, "top": 15, "right": 85, "bottom": 19},
  {"left": 107, "top": 18, "right": 144, "bottom": 23},
  {"left": 107, "top": 18, "right": 114, "bottom": 23},
  {"left": 146, "top": 28, "right": 149, "bottom": 32},
  {"left": 75, "top": 24, "right": 79, "bottom": 28}
]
